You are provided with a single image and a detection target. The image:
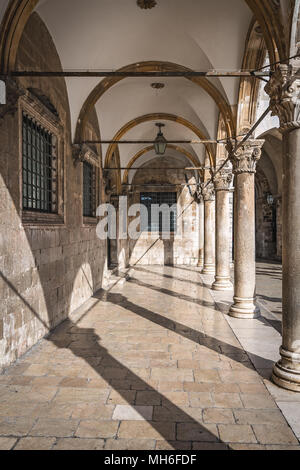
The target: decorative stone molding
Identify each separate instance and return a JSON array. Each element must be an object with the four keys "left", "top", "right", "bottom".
[
  {"left": 19, "top": 89, "right": 65, "bottom": 226},
  {"left": 72, "top": 144, "right": 100, "bottom": 168},
  {"left": 227, "top": 139, "right": 264, "bottom": 174},
  {"left": 0, "top": 79, "right": 25, "bottom": 122},
  {"left": 213, "top": 164, "right": 233, "bottom": 191},
  {"left": 201, "top": 182, "right": 215, "bottom": 202},
  {"left": 110, "top": 195, "right": 119, "bottom": 209},
  {"left": 265, "top": 64, "right": 300, "bottom": 130}
]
